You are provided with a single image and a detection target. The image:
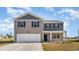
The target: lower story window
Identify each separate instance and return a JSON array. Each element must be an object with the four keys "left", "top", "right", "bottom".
[
  {"left": 52, "top": 34, "right": 60, "bottom": 38},
  {"left": 53, "top": 34, "right": 56, "bottom": 38},
  {"left": 57, "top": 34, "right": 60, "bottom": 38}
]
